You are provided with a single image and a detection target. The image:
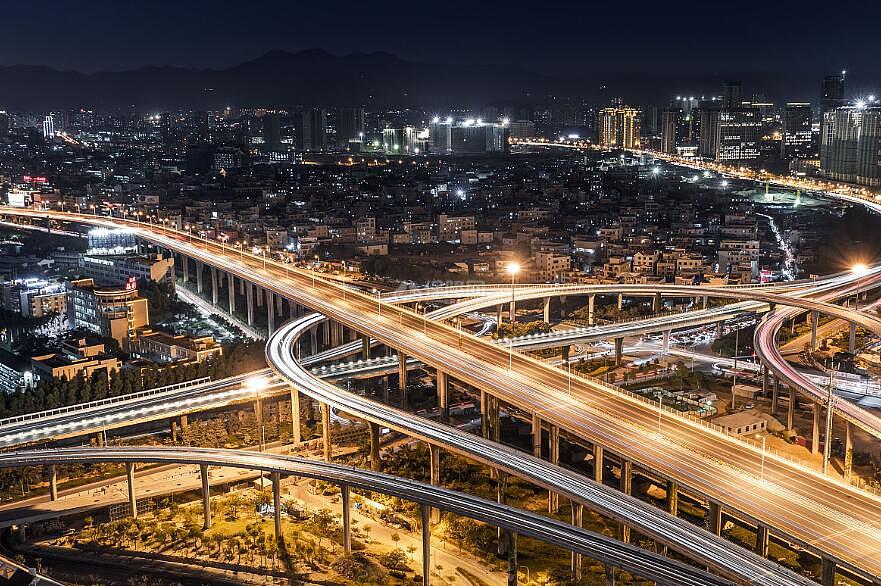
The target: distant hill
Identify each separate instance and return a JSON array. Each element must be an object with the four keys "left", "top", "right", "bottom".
[{"left": 0, "top": 49, "right": 577, "bottom": 110}]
